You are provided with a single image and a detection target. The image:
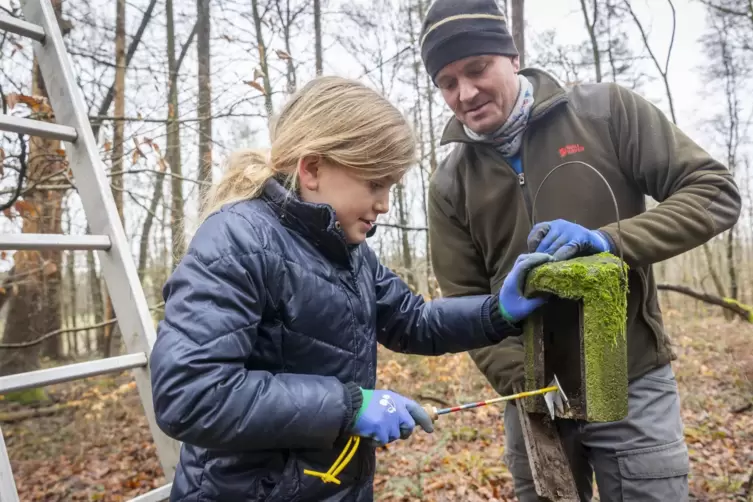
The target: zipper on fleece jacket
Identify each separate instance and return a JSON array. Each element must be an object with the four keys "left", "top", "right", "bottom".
[{"left": 488, "top": 147, "right": 535, "bottom": 228}]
